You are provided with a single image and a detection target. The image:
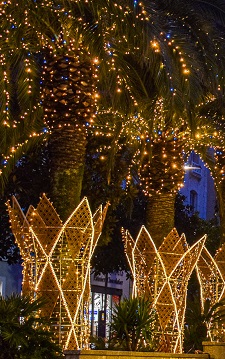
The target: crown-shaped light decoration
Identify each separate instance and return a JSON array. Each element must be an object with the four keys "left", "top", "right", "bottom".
[
  {"left": 122, "top": 226, "right": 206, "bottom": 353},
  {"left": 7, "top": 194, "right": 109, "bottom": 350},
  {"left": 196, "top": 243, "right": 225, "bottom": 340}
]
